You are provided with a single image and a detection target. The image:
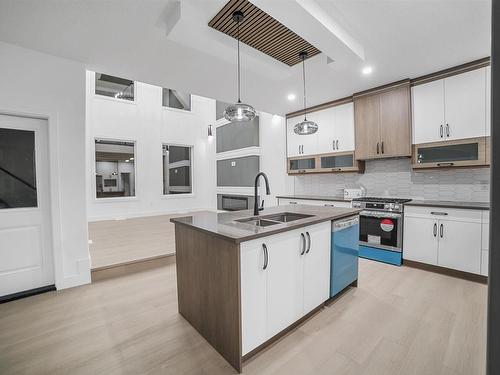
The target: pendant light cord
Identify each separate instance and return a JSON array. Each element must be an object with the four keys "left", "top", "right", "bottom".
[
  {"left": 237, "top": 19, "right": 241, "bottom": 103},
  {"left": 302, "top": 56, "right": 307, "bottom": 121}
]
